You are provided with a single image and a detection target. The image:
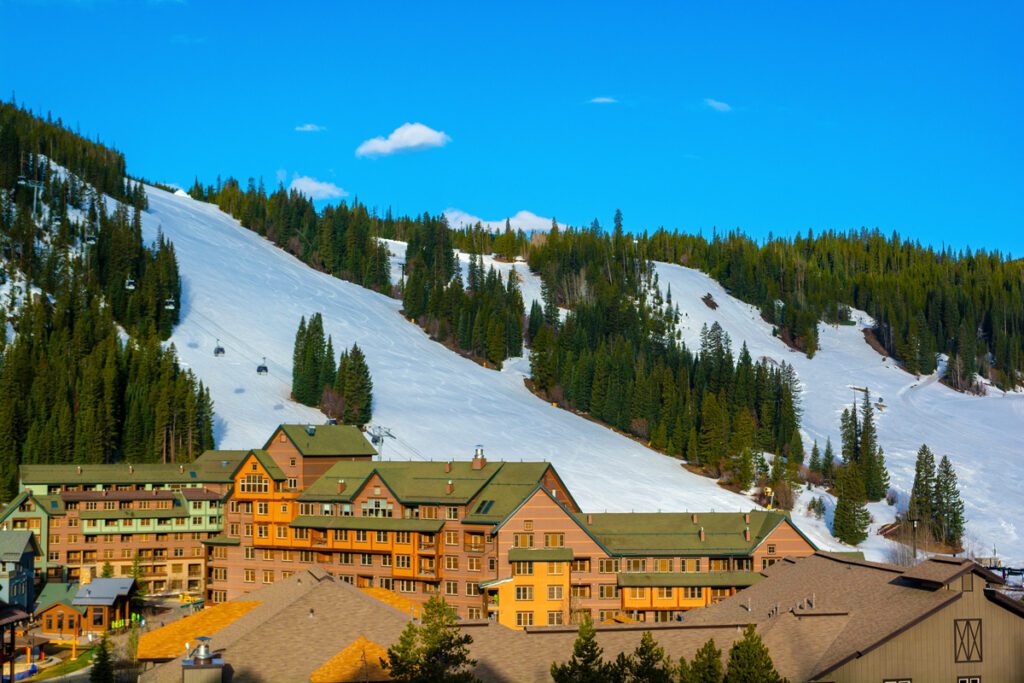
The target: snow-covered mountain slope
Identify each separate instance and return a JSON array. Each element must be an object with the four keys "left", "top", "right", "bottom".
[
  {"left": 655, "top": 262, "right": 1024, "bottom": 564},
  {"left": 139, "top": 187, "right": 798, "bottom": 537}
]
